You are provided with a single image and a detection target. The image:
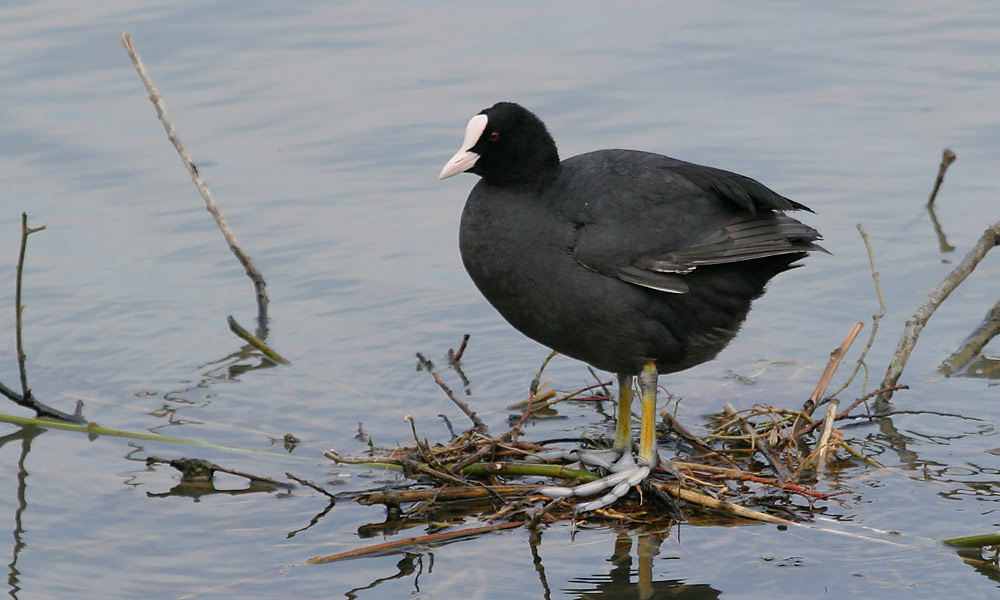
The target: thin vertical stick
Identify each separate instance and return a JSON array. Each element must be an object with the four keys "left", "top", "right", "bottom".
[
  {"left": 121, "top": 33, "right": 270, "bottom": 336},
  {"left": 814, "top": 400, "right": 839, "bottom": 478},
  {"left": 927, "top": 149, "right": 956, "bottom": 206},
  {"left": 15, "top": 213, "right": 45, "bottom": 399},
  {"left": 0, "top": 214, "right": 85, "bottom": 423},
  {"left": 792, "top": 322, "right": 862, "bottom": 439},
  {"left": 826, "top": 225, "right": 886, "bottom": 399},
  {"left": 512, "top": 351, "right": 557, "bottom": 441},
  {"left": 415, "top": 353, "right": 487, "bottom": 433}
]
